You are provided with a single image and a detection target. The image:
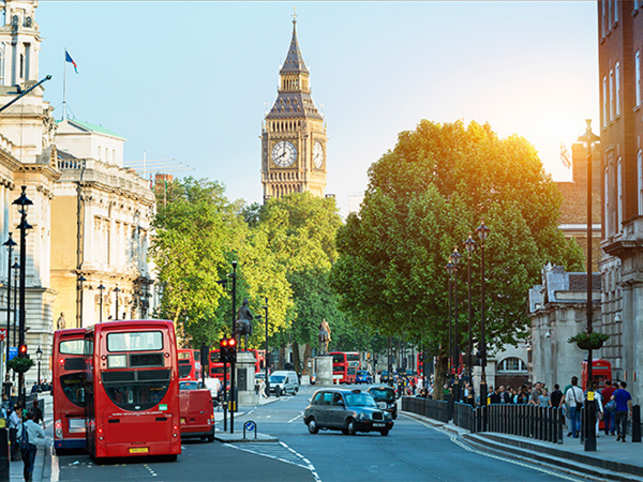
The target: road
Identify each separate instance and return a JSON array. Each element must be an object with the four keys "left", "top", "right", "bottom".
[{"left": 55, "top": 385, "right": 569, "bottom": 481}]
